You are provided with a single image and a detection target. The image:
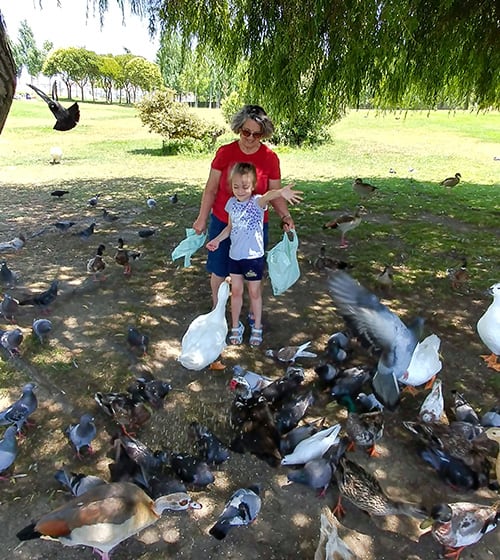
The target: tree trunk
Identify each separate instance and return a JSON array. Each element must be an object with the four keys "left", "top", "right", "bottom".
[{"left": 0, "top": 11, "right": 17, "bottom": 134}]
